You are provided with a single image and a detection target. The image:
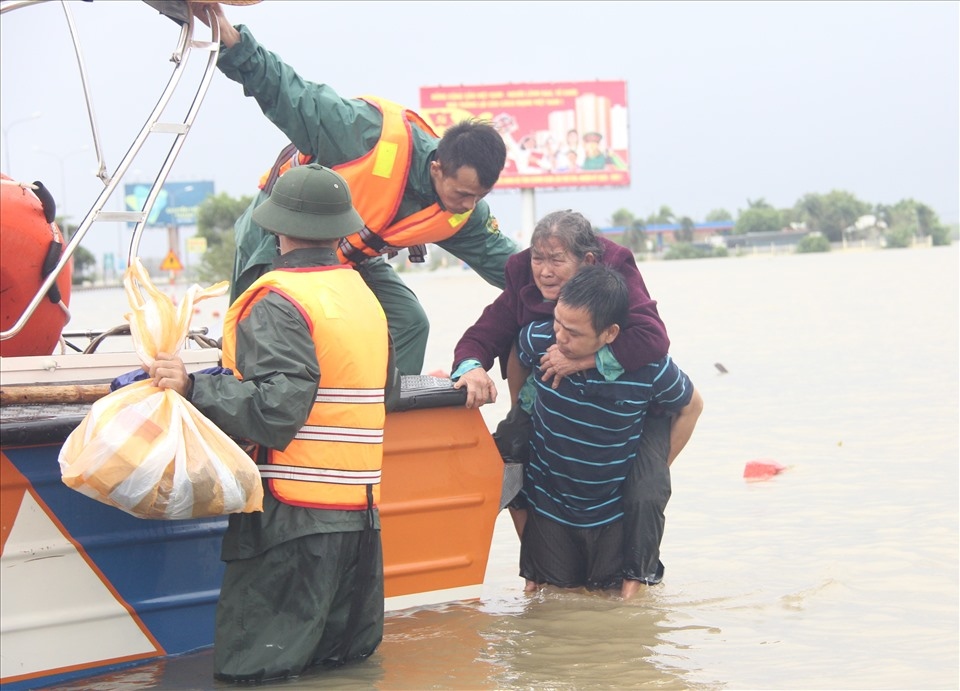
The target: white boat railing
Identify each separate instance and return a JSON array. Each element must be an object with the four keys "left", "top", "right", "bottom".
[{"left": 0, "top": 0, "right": 221, "bottom": 344}]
